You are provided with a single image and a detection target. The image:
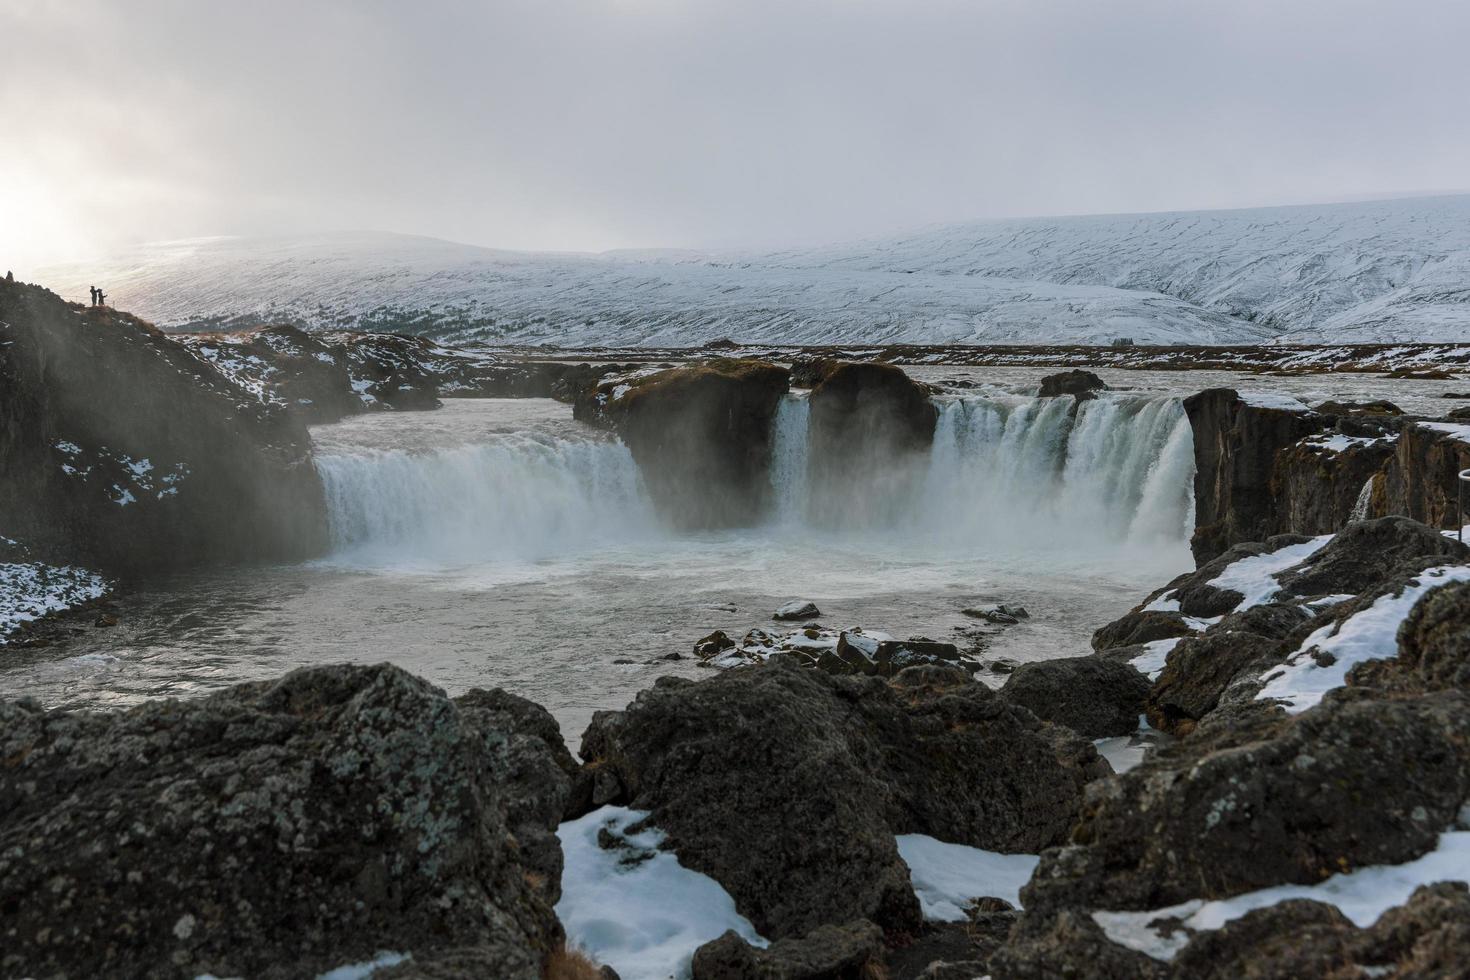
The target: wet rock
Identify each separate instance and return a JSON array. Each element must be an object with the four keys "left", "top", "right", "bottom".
[
  {"left": 774, "top": 599, "right": 822, "bottom": 620},
  {"left": 579, "top": 660, "right": 1103, "bottom": 940},
  {"left": 694, "top": 629, "right": 737, "bottom": 658},
  {"left": 574, "top": 359, "right": 790, "bottom": 529},
  {"left": 826, "top": 633, "right": 966, "bottom": 678},
  {"left": 691, "top": 920, "right": 885, "bottom": 980},
  {"left": 0, "top": 280, "right": 328, "bottom": 576},
  {"left": 0, "top": 664, "right": 562, "bottom": 980},
  {"left": 1000, "top": 656, "right": 1150, "bottom": 737},
  {"left": 1038, "top": 369, "right": 1107, "bottom": 401},
  {"left": 455, "top": 686, "right": 589, "bottom": 826},
  {"left": 963, "top": 603, "right": 1028, "bottom": 625}
]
